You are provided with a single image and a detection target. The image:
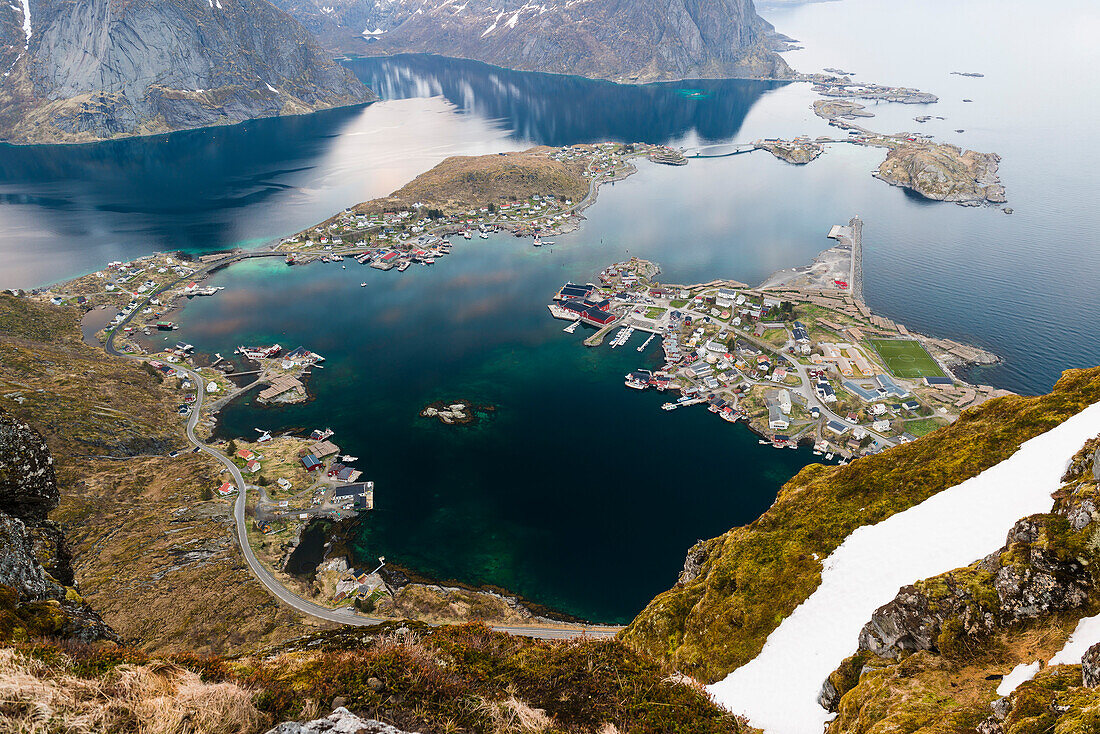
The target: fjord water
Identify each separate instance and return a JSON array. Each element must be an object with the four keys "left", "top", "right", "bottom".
[{"left": 2, "top": 0, "right": 1099, "bottom": 619}]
